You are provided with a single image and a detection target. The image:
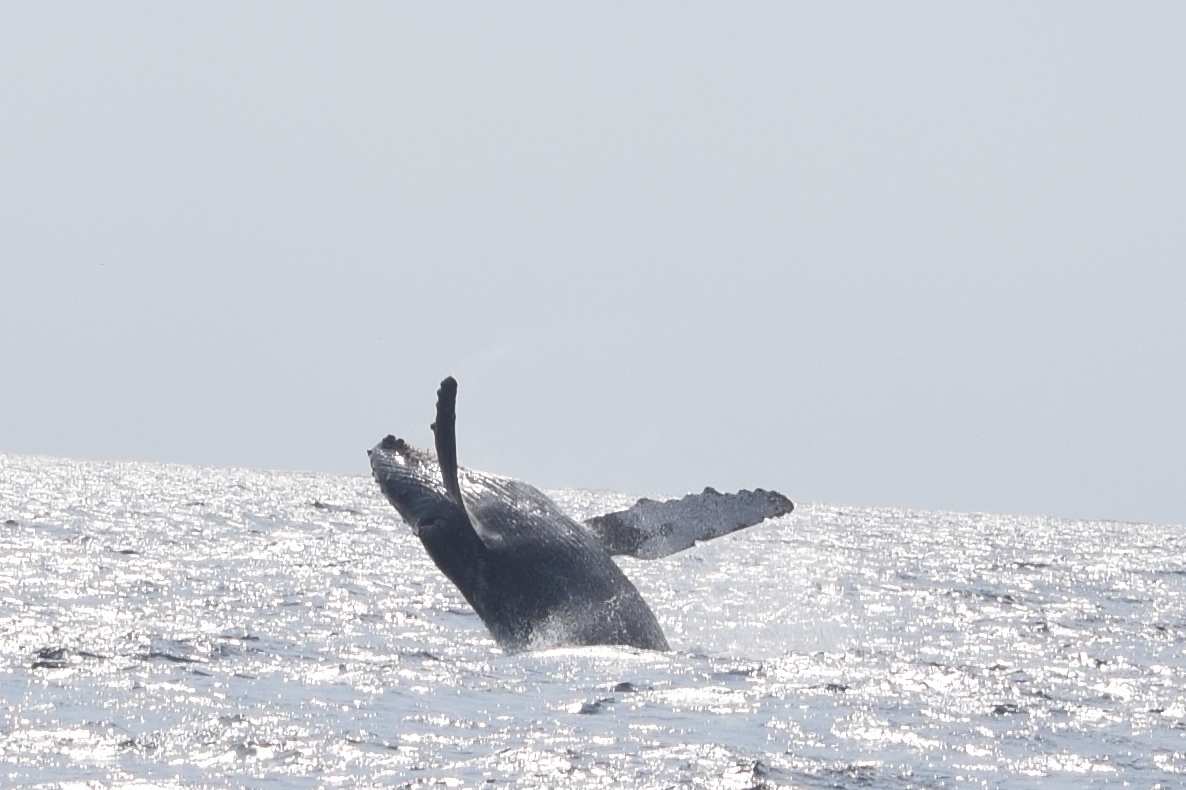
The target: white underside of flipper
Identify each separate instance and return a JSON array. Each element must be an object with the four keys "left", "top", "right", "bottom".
[{"left": 583, "top": 487, "right": 794, "bottom": 559}]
